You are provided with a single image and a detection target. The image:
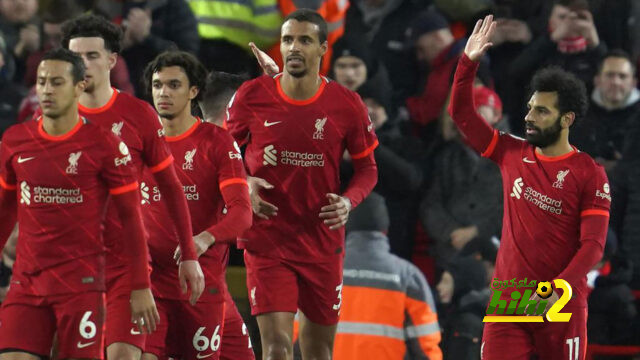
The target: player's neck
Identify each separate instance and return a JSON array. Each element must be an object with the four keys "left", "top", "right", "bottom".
[
  {"left": 536, "top": 138, "right": 574, "bottom": 158},
  {"left": 42, "top": 109, "right": 80, "bottom": 136},
  {"left": 79, "top": 83, "right": 114, "bottom": 109},
  {"left": 280, "top": 71, "right": 322, "bottom": 100},
  {"left": 162, "top": 112, "right": 198, "bottom": 137}
]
